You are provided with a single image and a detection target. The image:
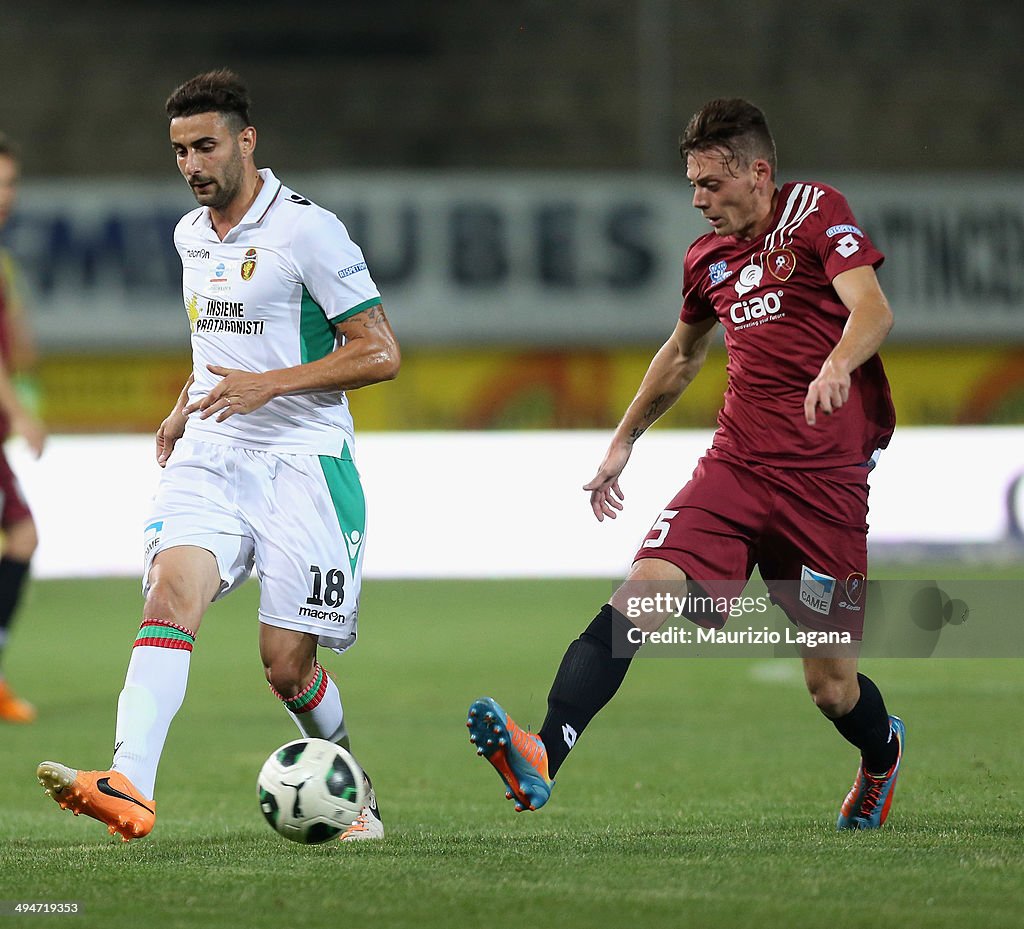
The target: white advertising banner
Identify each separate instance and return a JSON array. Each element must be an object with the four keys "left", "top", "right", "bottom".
[
  {"left": 6, "top": 173, "right": 1023, "bottom": 349},
  {"left": 9, "top": 428, "right": 1023, "bottom": 580}
]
